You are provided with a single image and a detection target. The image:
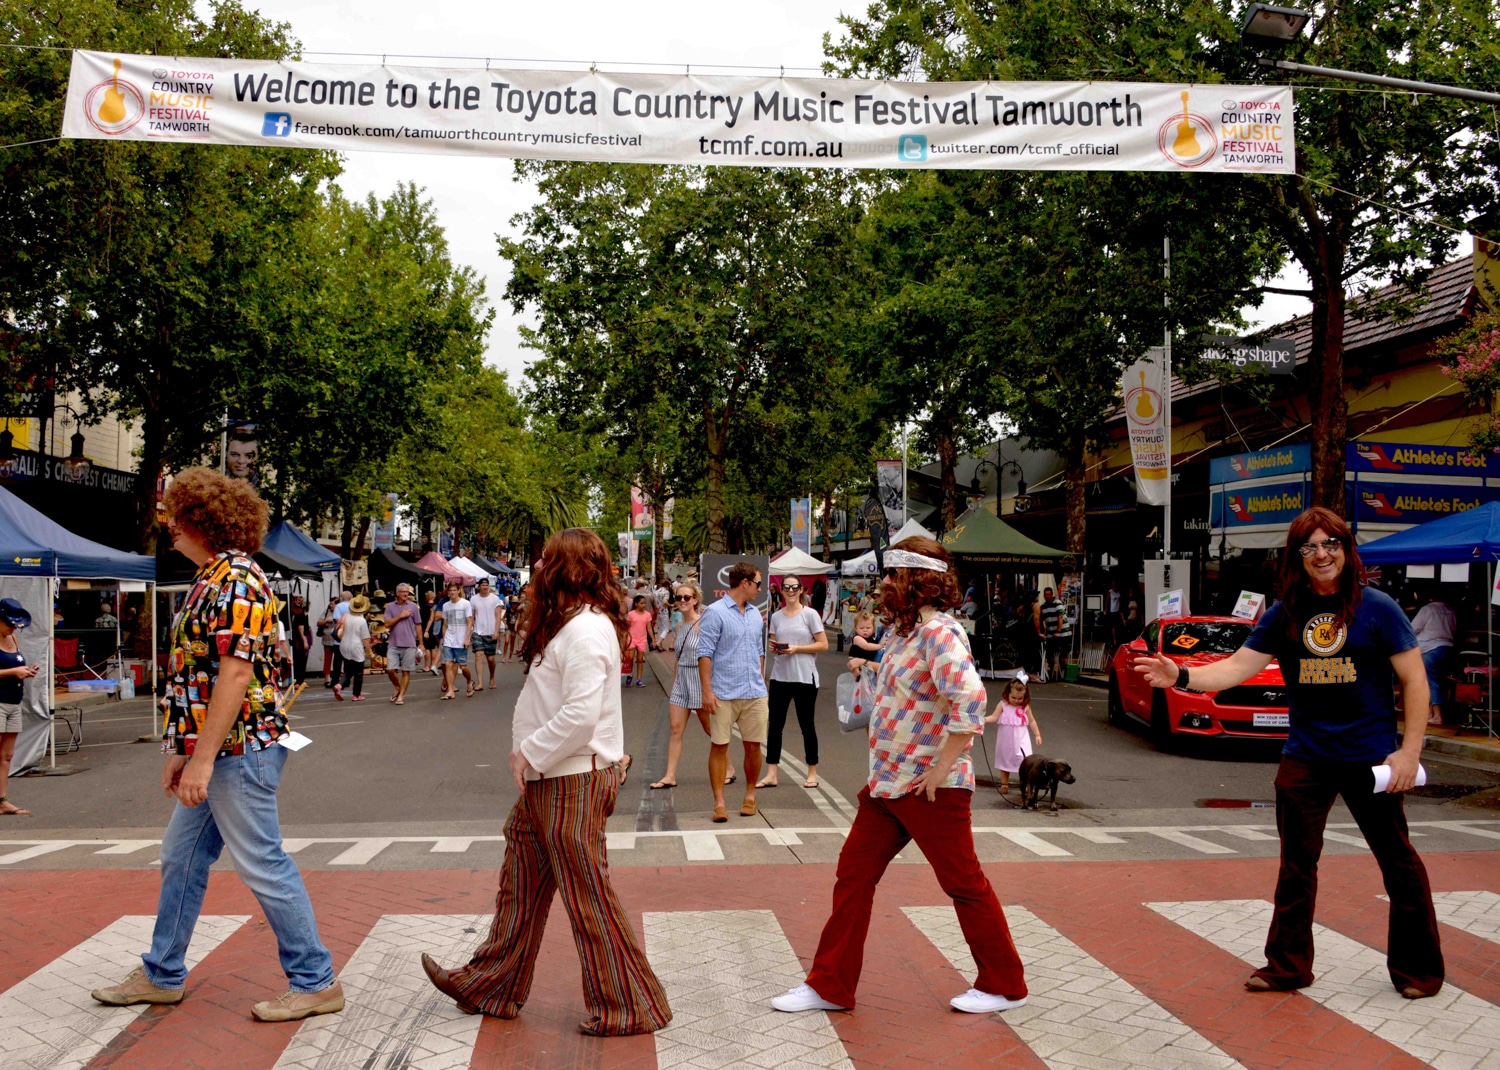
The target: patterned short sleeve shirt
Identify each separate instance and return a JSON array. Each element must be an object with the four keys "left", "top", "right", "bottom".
[
  {"left": 867, "top": 608, "right": 987, "bottom": 798},
  {"left": 163, "top": 551, "right": 286, "bottom": 758}
]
